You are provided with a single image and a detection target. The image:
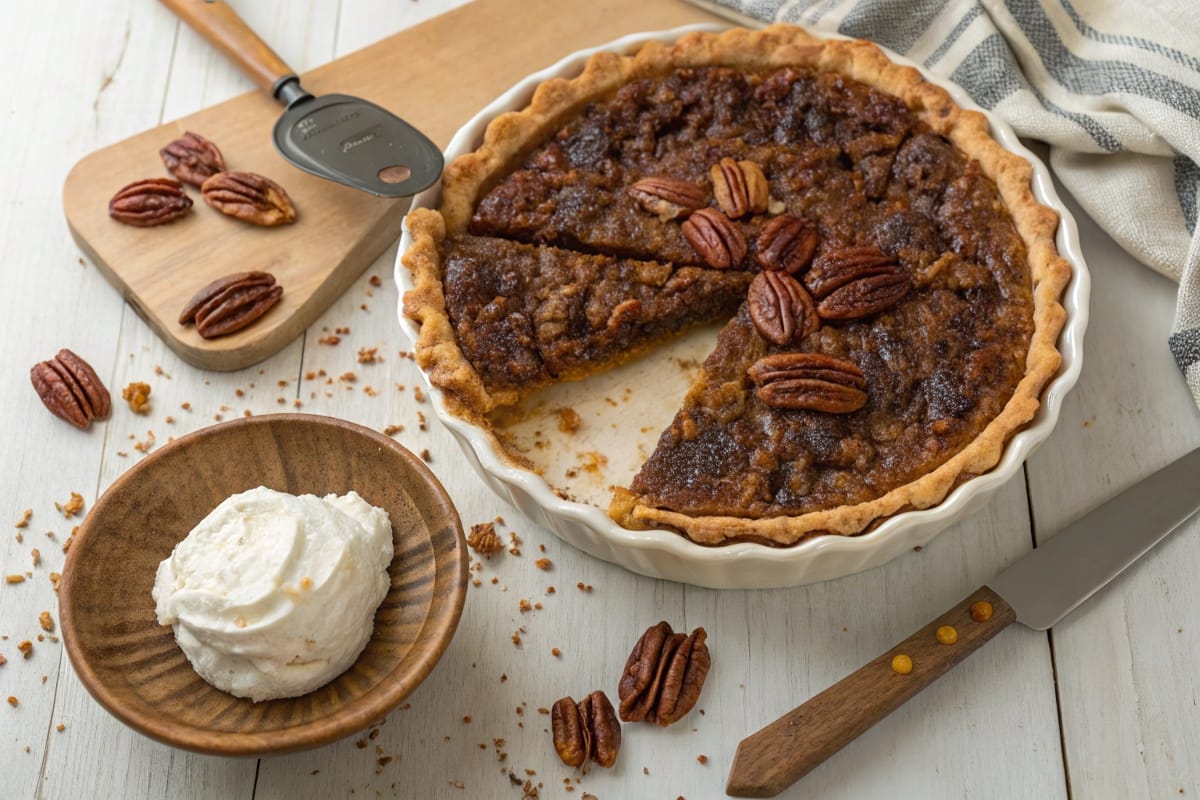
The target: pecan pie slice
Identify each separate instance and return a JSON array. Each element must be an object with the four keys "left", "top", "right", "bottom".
[
  {"left": 401, "top": 25, "right": 1070, "bottom": 545},
  {"left": 438, "top": 234, "right": 752, "bottom": 405},
  {"left": 467, "top": 66, "right": 768, "bottom": 267}
]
